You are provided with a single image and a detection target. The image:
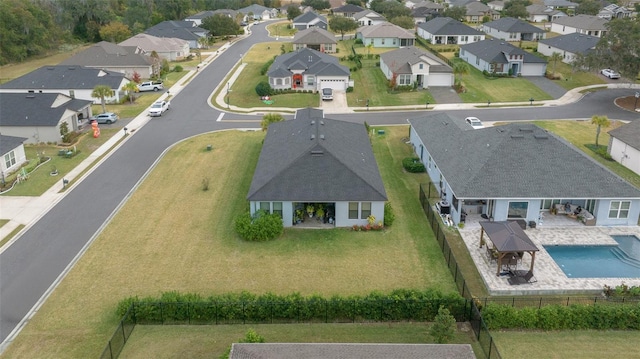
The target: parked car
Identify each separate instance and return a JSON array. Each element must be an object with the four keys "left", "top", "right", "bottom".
[
  {"left": 149, "top": 100, "right": 170, "bottom": 117},
  {"left": 91, "top": 112, "right": 119, "bottom": 124},
  {"left": 321, "top": 88, "right": 333, "bottom": 101},
  {"left": 600, "top": 69, "right": 620, "bottom": 79},
  {"left": 465, "top": 116, "right": 484, "bottom": 129},
  {"left": 137, "top": 81, "right": 164, "bottom": 92}
]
